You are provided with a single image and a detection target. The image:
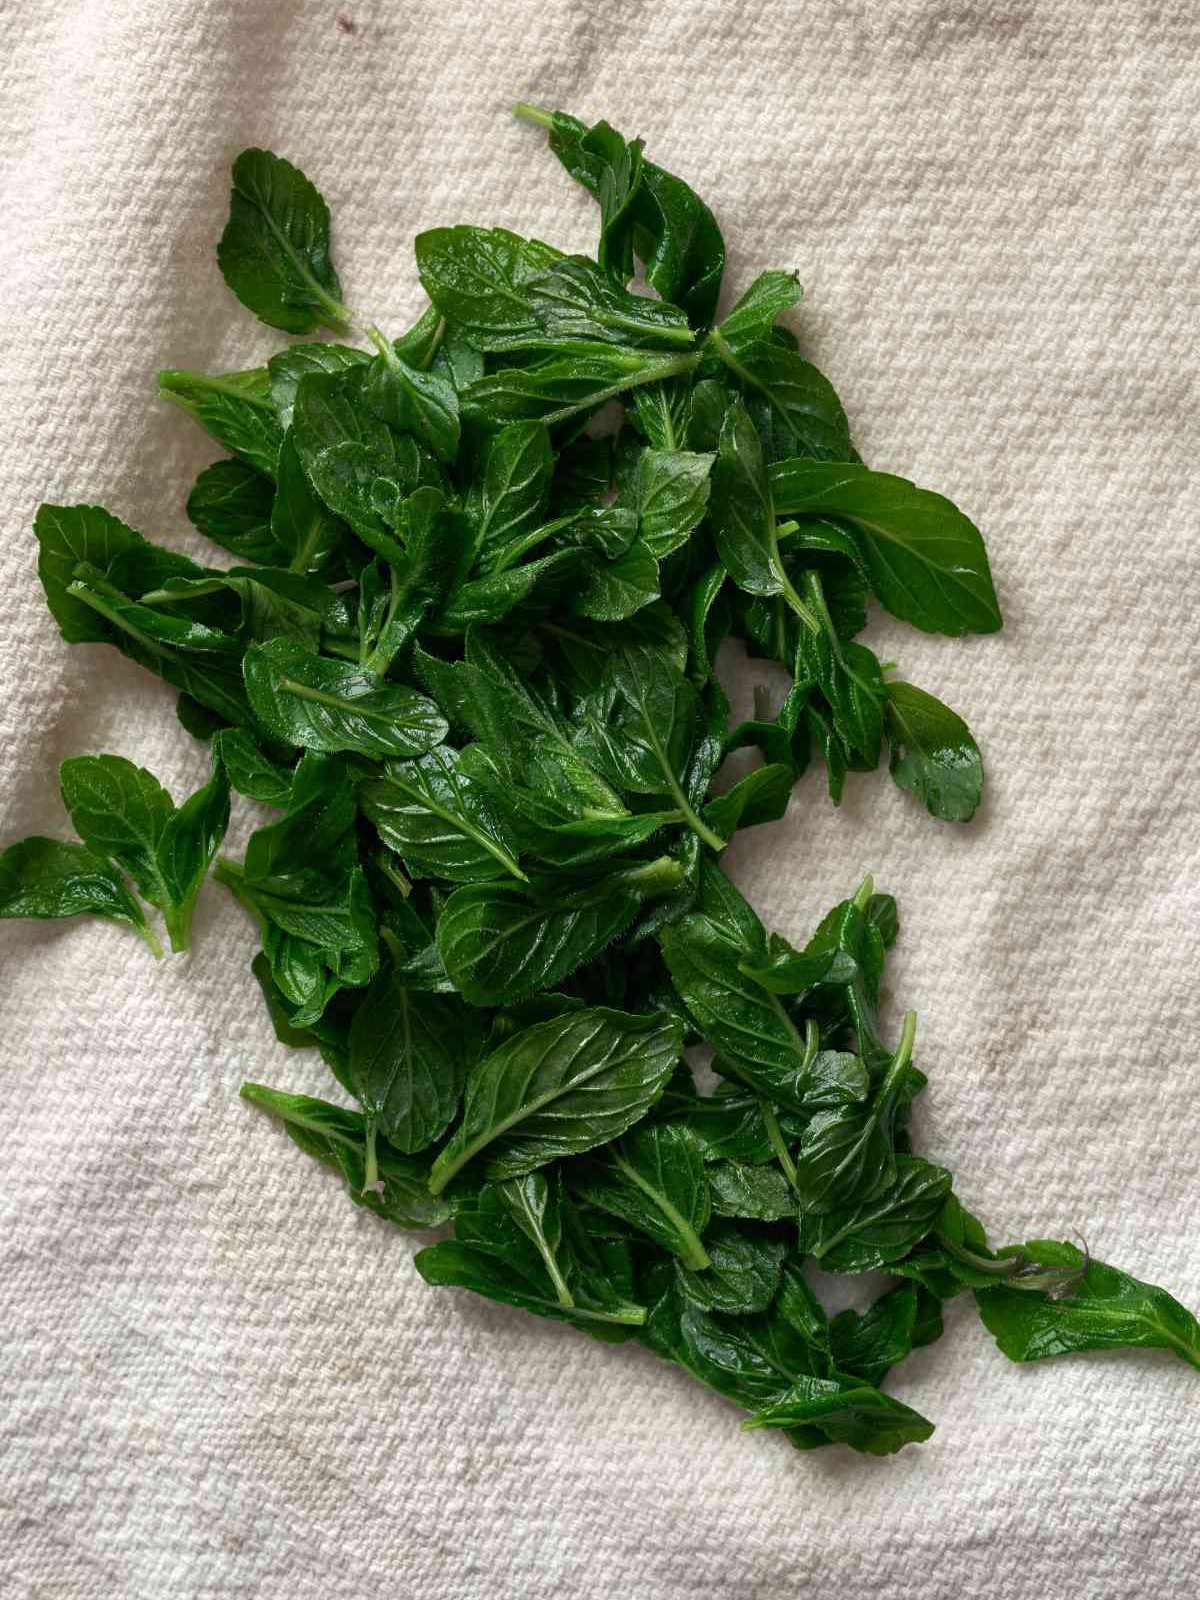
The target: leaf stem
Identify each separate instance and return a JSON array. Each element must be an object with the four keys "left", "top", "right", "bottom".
[
  {"left": 541, "top": 351, "right": 703, "bottom": 428},
  {"left": 136, "top": 921, "right": 166, "bottom": 960},
  {"left": 761, "top": 1100, "right": 798, "bottom": 1189},
  {"left": 363, "top": 1118, "right": 380, "bottom": 1193},
  {"left": 513, "top": 102, "right": 555, "bottom": 130}
]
